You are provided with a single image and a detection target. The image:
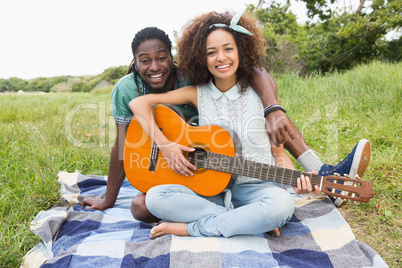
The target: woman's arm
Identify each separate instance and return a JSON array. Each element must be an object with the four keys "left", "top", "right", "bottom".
[
  {"left": 129, "top": 86, "right": 198, "bottom": 176},
  {"left": 271, "top": 144, "right": 295, "bottom": 170}
]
